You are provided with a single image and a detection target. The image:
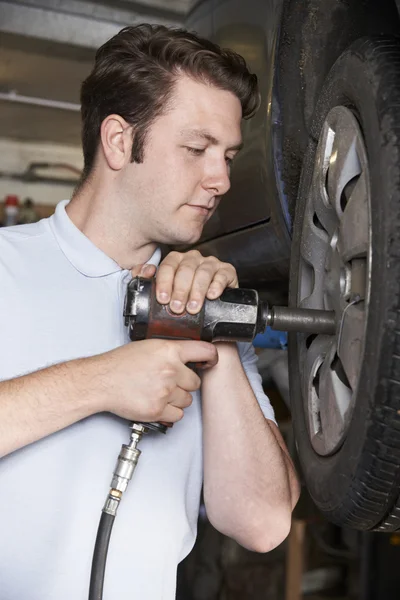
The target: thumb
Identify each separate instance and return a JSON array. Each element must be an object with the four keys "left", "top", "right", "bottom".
[{"left": 130, "top": 263, "right": 157, "bottom": 278}]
